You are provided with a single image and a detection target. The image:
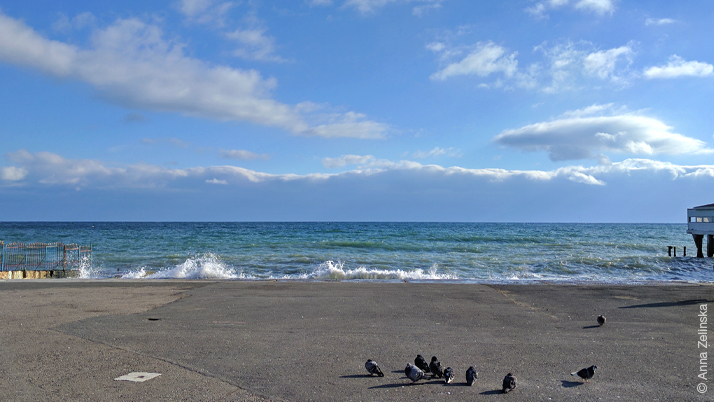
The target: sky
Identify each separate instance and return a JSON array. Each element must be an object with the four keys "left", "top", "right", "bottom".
[{"left": 0, "top": 0, "right": 713, "bottom": 222}]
